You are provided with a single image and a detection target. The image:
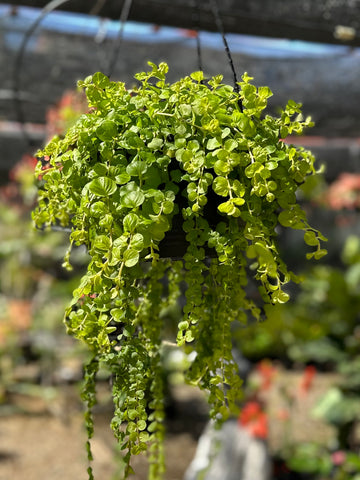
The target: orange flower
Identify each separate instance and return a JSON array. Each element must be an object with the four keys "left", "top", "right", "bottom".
[
  {"left": 238, "top": 401, "right": 268, "bottom": 439},
  {"left": 0, "top": 300, "right": 32, "bottom": 346},
  {"left": 8, "top": 299, "right": 32, "bottom": 330}
]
